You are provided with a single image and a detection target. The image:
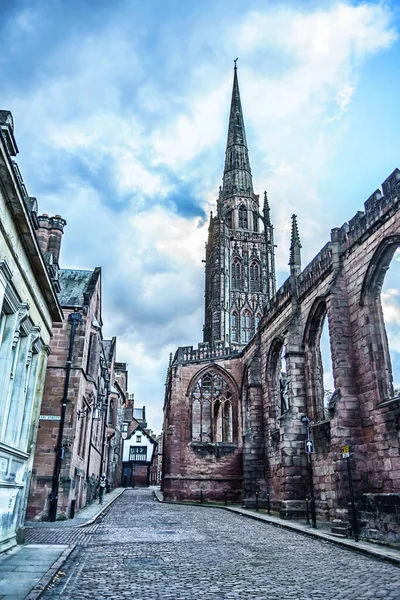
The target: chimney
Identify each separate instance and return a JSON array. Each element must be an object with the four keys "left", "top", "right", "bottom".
[
  {"left": 48, "top": 215, "right": 67, "bottom": 268},
  {"left": 37, "top": 214, "right": 51, "bottom": 255}
]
